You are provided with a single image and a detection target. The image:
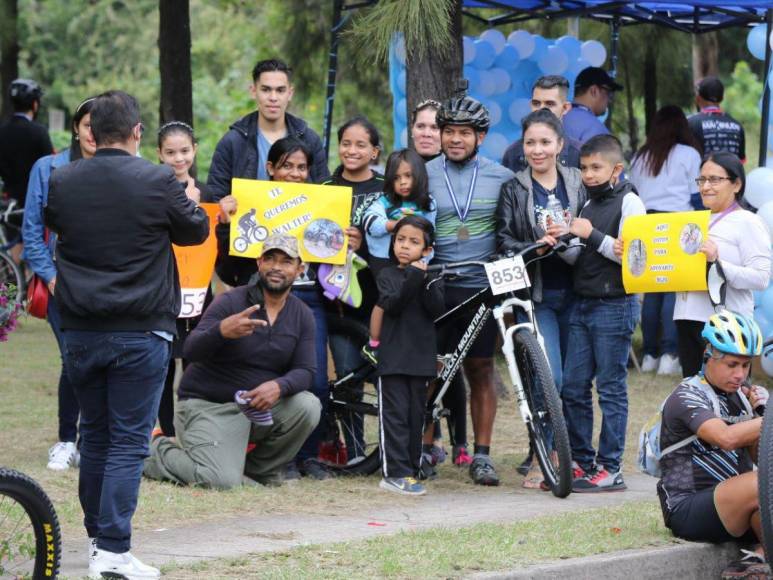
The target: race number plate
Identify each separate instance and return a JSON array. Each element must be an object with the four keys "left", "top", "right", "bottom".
[
  {"left": 484, "top": 255, "right": 530, "bottom": 295},
  {"left": 179, "top": 287, "right": 208, "bottom": 318}
]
